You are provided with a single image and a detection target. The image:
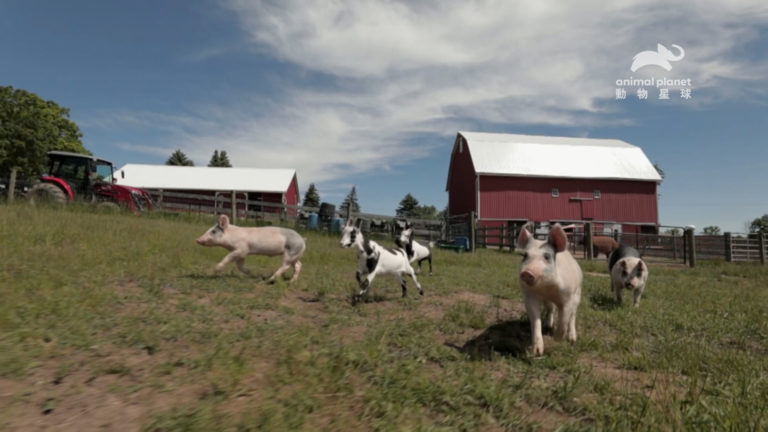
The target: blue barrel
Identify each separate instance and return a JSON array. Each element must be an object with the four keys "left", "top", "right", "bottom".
[
  {"left": 331, "top": 218, "right": 345, "bottom": 233},
  {"left": 455, "top": 236, "right": 470, "bottom": 251},
  {"left": 308, "top": 213, "right": 319, "bottom": 230}
]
